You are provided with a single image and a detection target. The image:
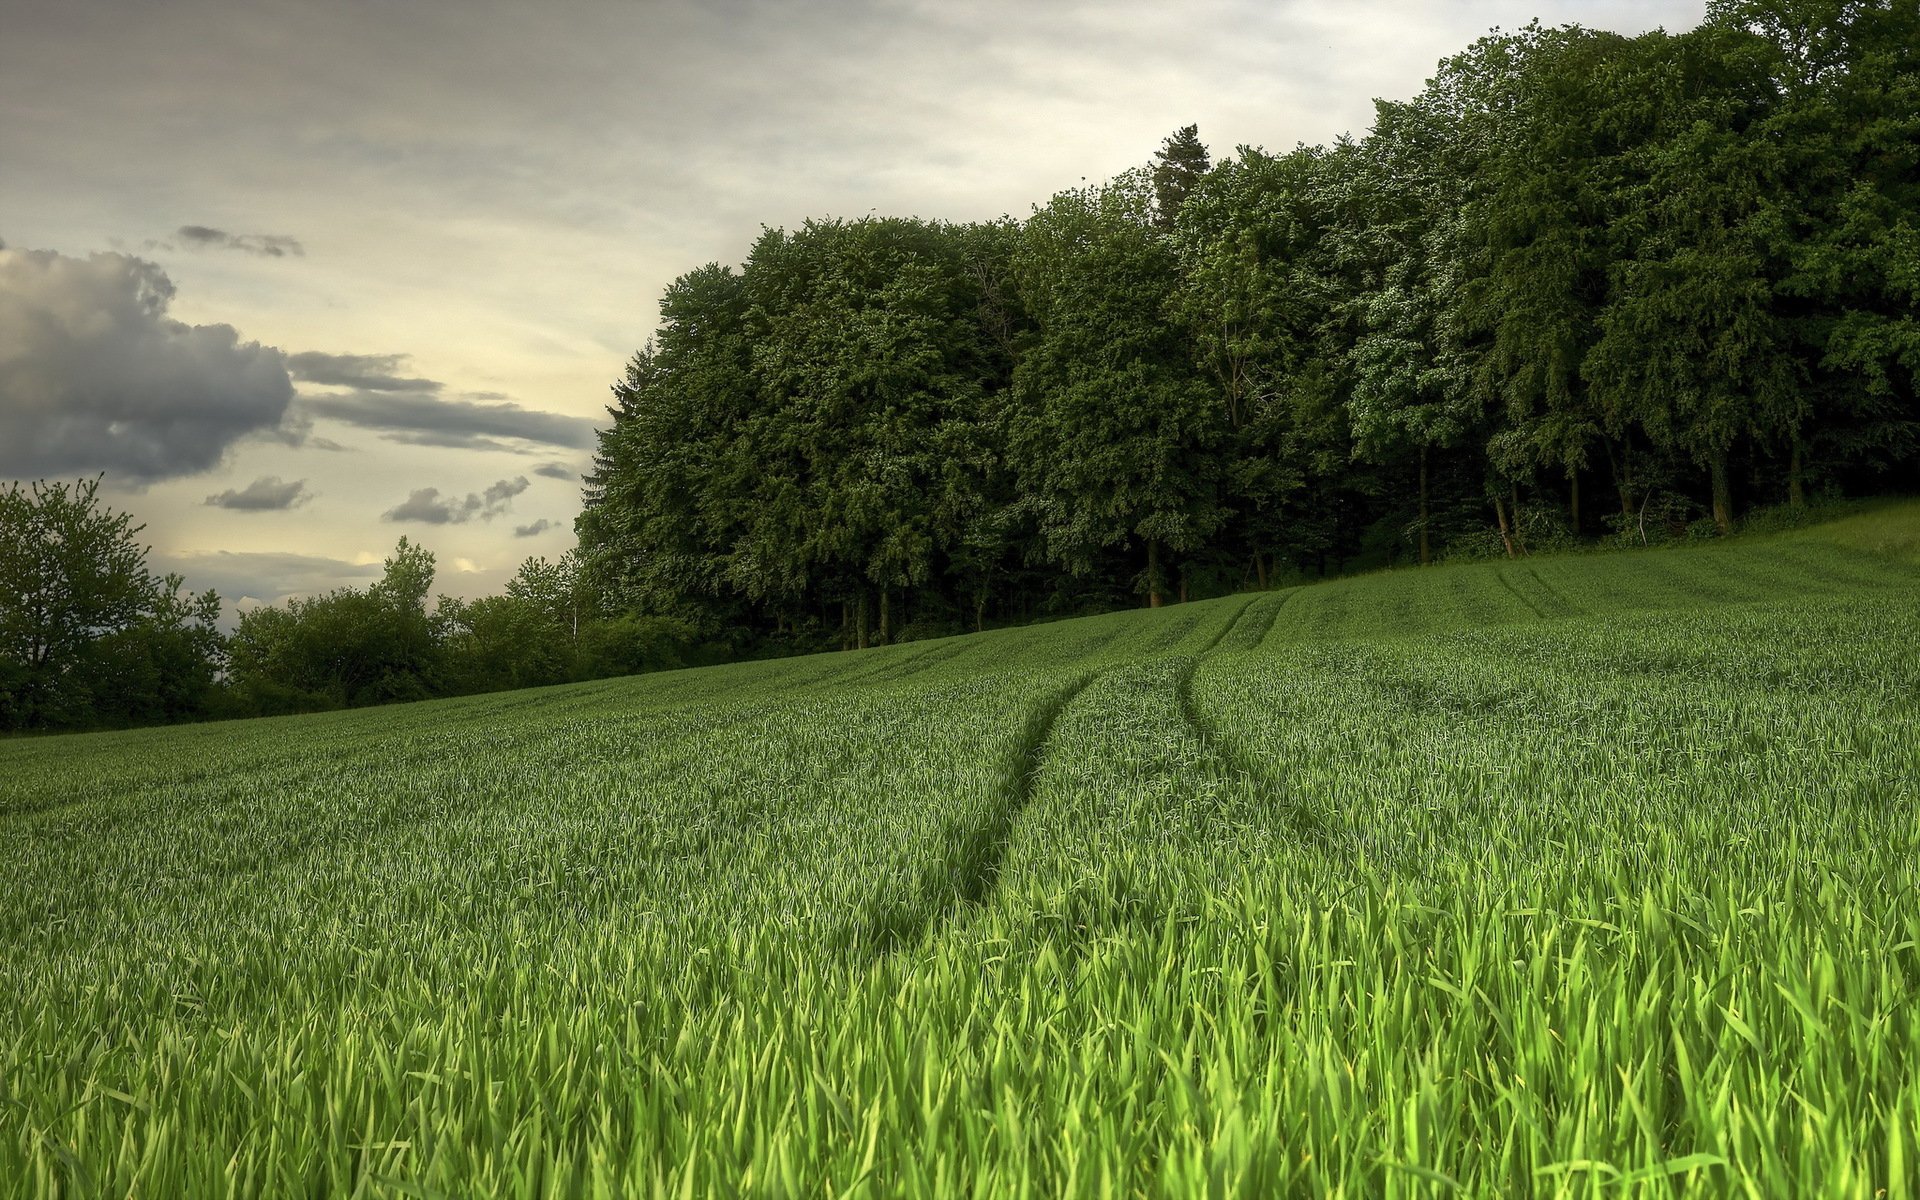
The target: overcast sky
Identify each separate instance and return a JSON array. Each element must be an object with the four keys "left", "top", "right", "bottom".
[{"left": 1, "top": 0, "right": 1708, "bottom": 612}]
